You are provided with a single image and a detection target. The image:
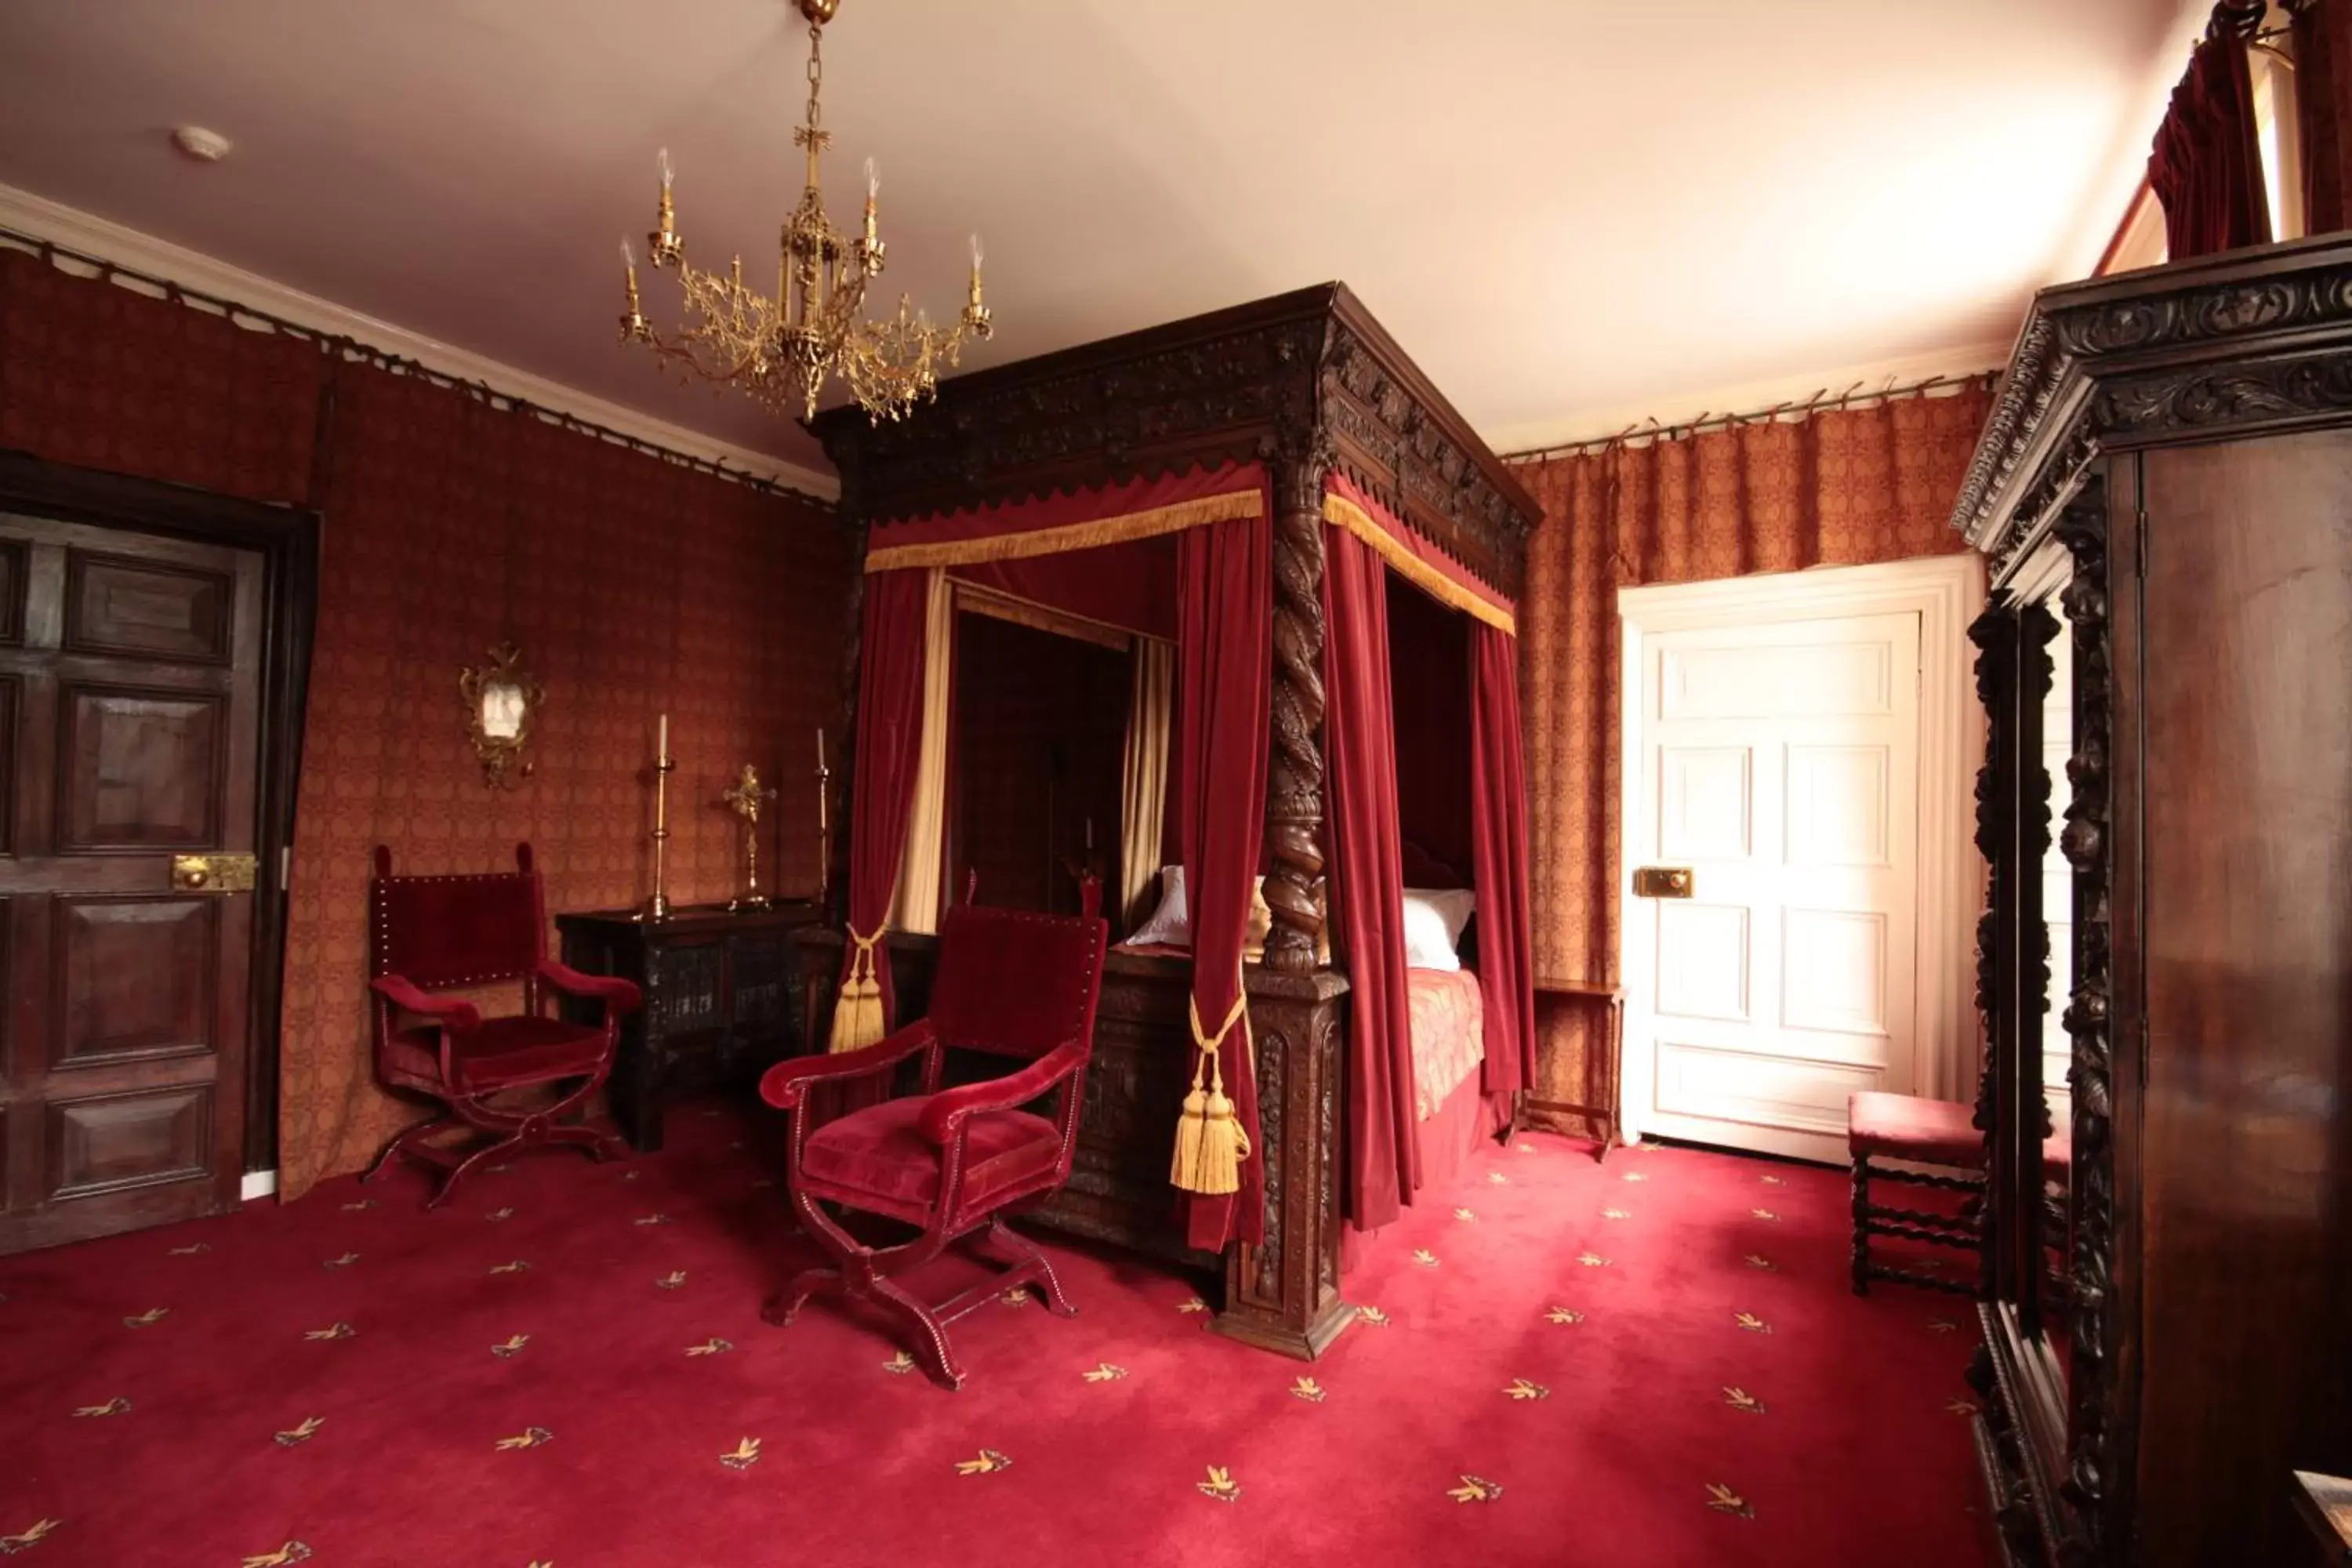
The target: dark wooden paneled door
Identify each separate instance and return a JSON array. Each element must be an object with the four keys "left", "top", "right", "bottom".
[{"left": 0, "top": 511, "right": 264, "bottom": 1254}]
